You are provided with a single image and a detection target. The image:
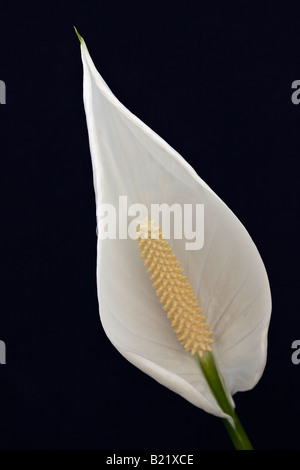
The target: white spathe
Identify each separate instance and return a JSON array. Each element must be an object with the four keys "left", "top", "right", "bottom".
[{"left": 79, "top": 38, "right": 272, "bottom": 421}]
